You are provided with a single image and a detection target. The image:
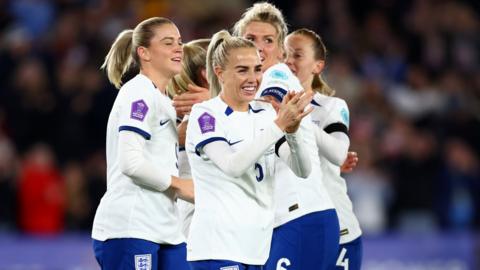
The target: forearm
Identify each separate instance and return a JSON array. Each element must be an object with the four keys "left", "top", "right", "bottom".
[
  {"left": 278, "top": 131, "right": 312, "bottom": 178},
  {"left": 203, "top": 122, "right": 284, "bottom": 177},
  {"left": 314, "top": 128, "right": 349, "bottom": 166}
]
